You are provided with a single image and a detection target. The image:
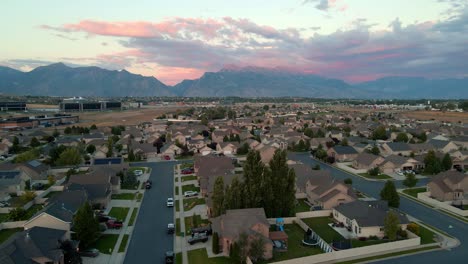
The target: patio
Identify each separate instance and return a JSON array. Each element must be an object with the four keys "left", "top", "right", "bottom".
[{"left": 328, "top": 223, "right": 357, "bottom": 239}]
